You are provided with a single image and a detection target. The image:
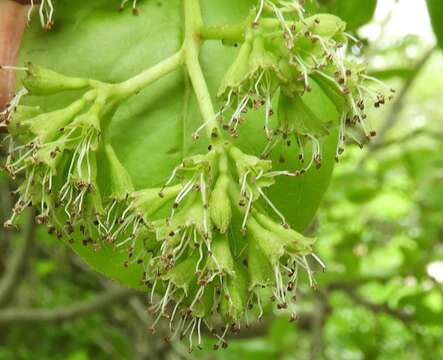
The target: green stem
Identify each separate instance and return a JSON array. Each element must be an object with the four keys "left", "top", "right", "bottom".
[
  {"left": 198, "top": 17, "right": 282, "bottom": 43},
  {"left": 199, "top": 24, "right": 246, "bottom": 43},
  {"left": 117, "top": 50, "right": 184, "bottom": 98},
  {"left": 183, "top": 0, "right": 221, "bottom": 143}
]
